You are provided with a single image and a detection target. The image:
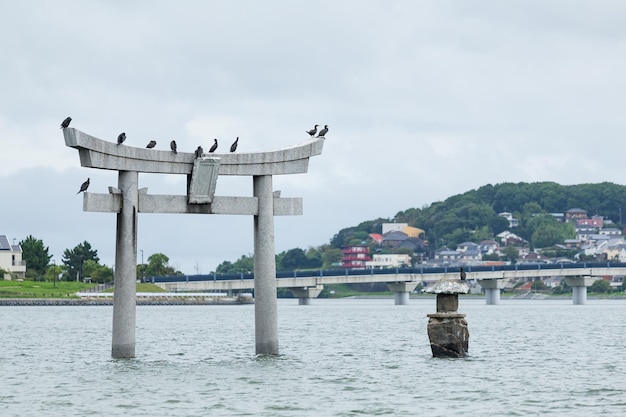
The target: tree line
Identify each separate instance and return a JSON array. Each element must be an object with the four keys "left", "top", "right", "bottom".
[
  {"left": 16, "top": 235, "right": 182, "bottom": 283},
  {"left": 16, "top": 182, "right": 626, "bottom": 278}
]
